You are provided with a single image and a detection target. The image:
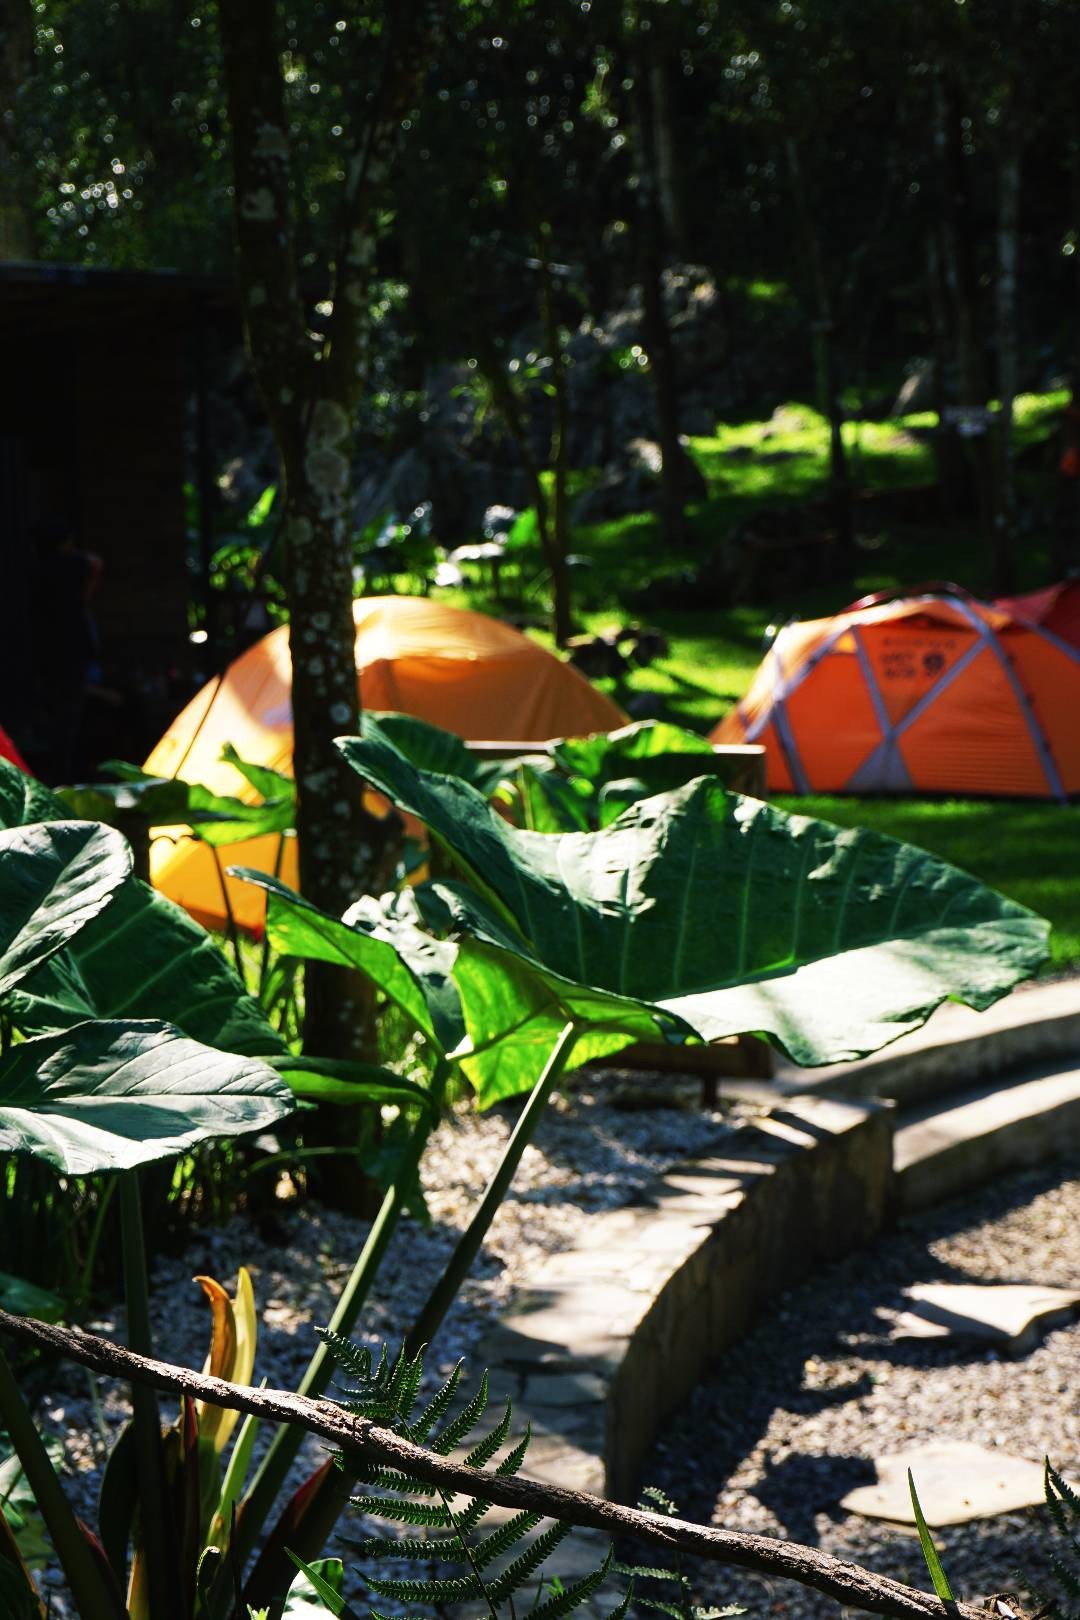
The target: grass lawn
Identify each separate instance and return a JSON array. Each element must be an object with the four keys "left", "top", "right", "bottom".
[
  {"left": 447, "top": 390, "right": 1080, "bottom": 971},
  {"left": 778, "top": 795, "right": 1080, "bottom": 975}
]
